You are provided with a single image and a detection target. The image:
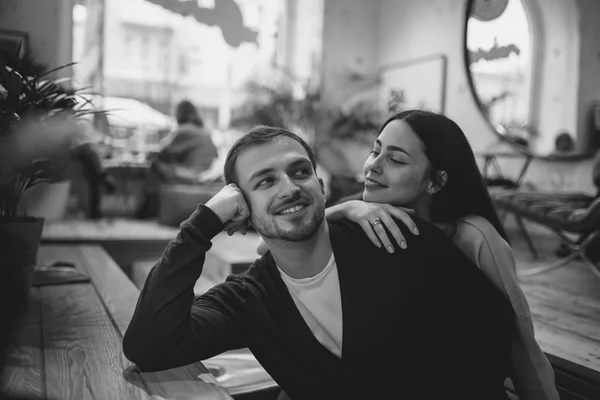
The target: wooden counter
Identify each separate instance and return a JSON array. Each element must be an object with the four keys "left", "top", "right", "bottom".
[
  {"left": 2, "top": 245, "right": 232, "bottom": 400},
  {"left": 41, "top": 219, "right": 180, "bottom": 270},
  {"left": 41, "top": 219, "right": 260, "bottom": 276}
]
